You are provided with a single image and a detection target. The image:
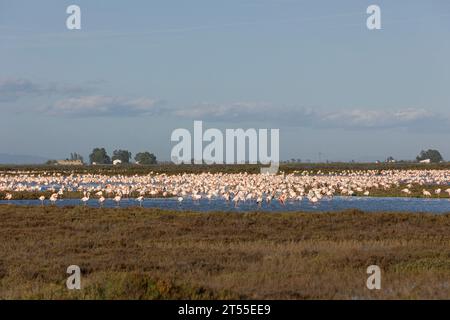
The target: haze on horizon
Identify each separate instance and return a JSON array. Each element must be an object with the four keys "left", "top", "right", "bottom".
[{"left": 1, "top": 0, "right": 450, "bottom": 163}]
